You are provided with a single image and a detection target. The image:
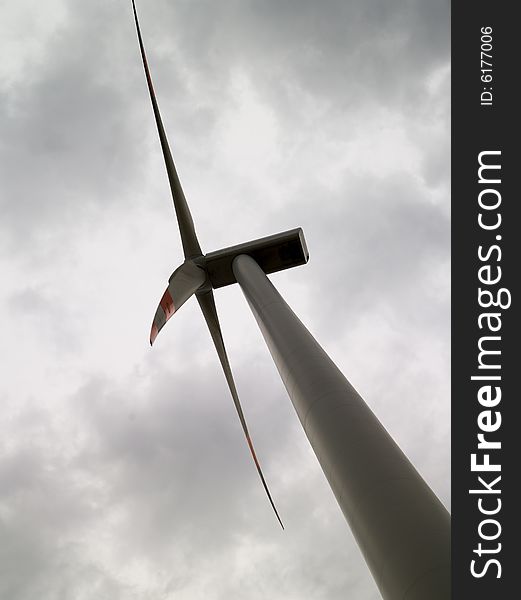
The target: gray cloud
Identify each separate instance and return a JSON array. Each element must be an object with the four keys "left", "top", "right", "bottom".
[{"left": 1, "top": 0, "right": 449, "bottom": 598}]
